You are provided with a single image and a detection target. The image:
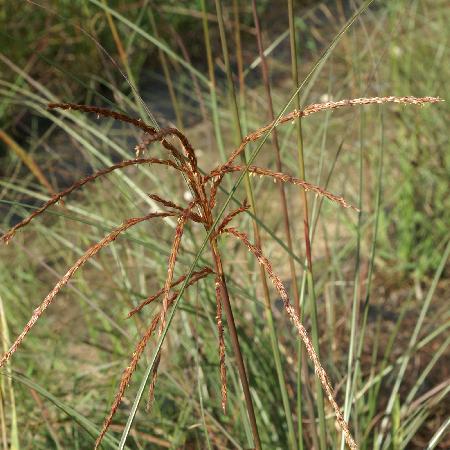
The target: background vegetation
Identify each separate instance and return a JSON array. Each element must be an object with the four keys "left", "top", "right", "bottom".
[{"left": 0, "top": 0, "right": 448, "bottom": 449}]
